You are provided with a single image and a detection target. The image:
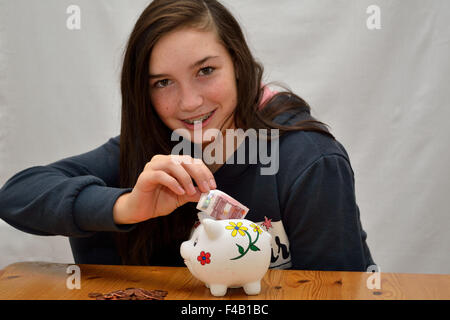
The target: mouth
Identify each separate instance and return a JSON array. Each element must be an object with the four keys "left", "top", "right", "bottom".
[{"left": 181, "top": 109, "right": 216, "bottom": 129}]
